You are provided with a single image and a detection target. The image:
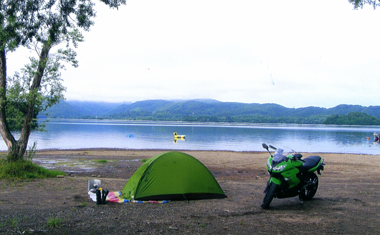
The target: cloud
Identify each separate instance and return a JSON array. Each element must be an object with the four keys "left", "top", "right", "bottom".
[{"left": 6, "top": 0, "right": 380, "bottom": 108}]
